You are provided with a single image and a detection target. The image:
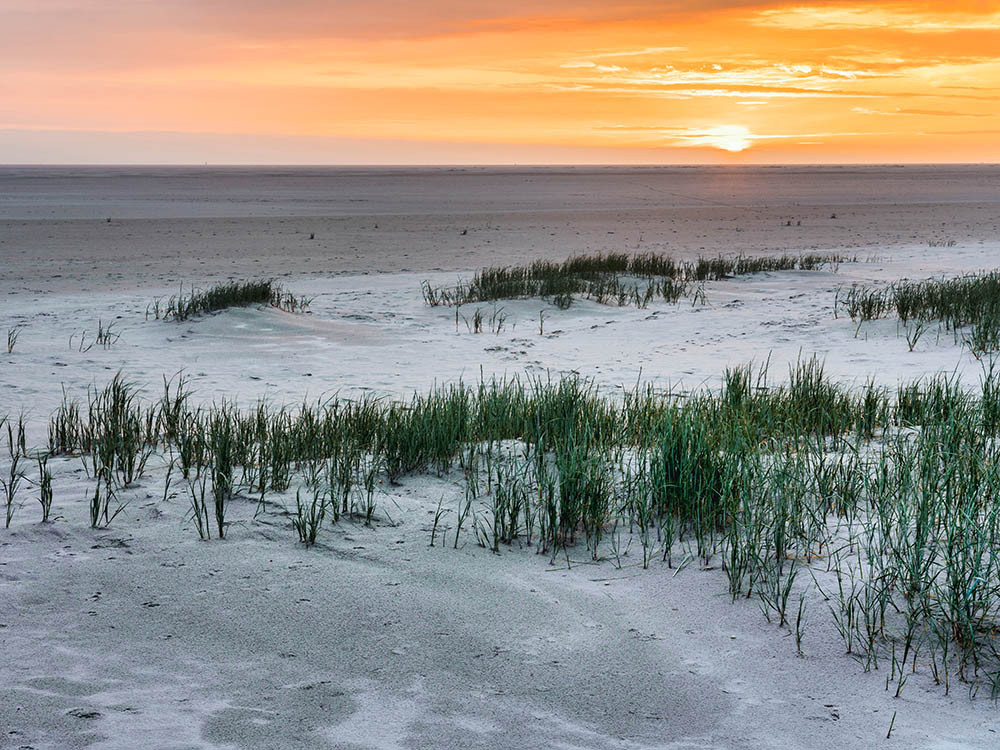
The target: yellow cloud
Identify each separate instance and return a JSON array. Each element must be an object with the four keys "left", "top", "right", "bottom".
[{"left": 755, "top": 5, "right": 1000, "bottom": 32}]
